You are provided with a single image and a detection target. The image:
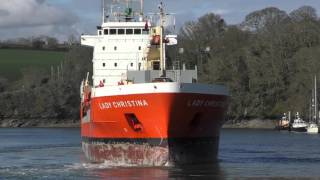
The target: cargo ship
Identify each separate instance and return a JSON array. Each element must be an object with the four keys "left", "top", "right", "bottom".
[{"left": 80, "top": 0, "right": 229, "bottom": 166}]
